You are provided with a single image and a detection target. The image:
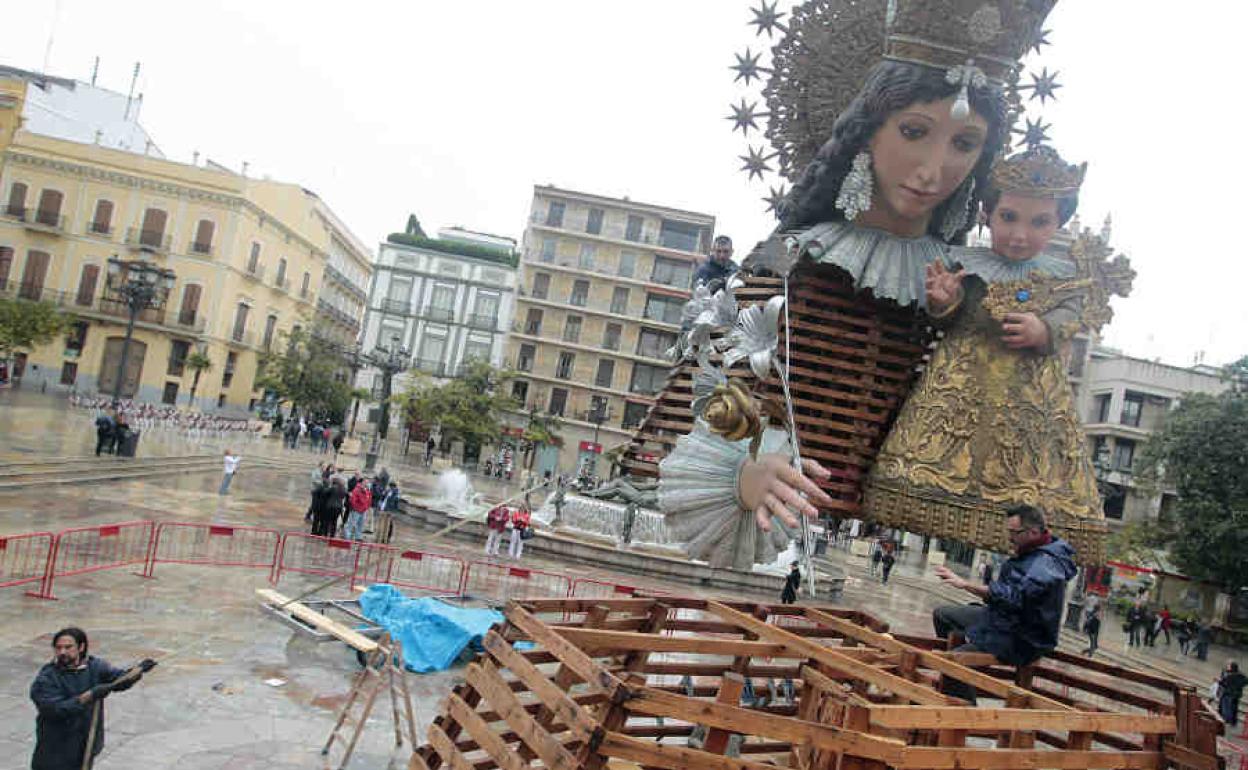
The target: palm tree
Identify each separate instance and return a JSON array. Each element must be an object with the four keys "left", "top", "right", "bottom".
[{"left": 185, "top": 351, "right": 213, "bottom": 409}]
